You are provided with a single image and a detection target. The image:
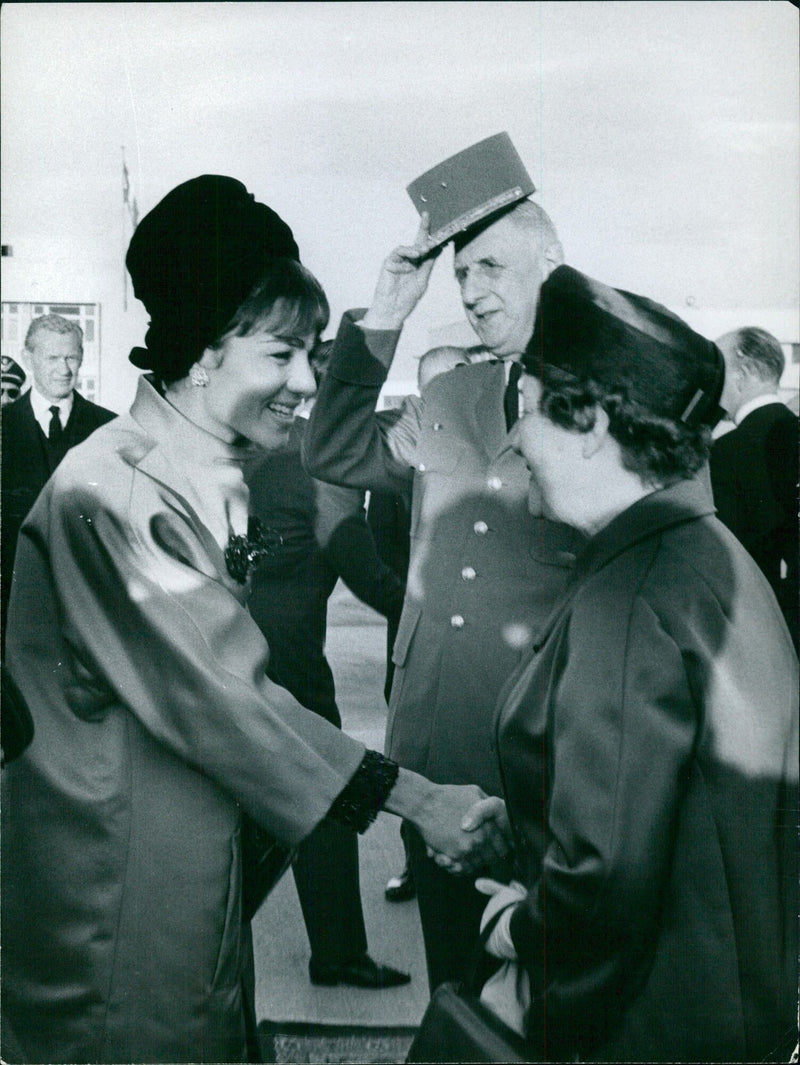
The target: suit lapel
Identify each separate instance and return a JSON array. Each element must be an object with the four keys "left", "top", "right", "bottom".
[
  {"left": 16, "top": 392, "right": 41, "bottom": 441},
  {"left": 64, "top": 392, "right": 91, "bottom": 443},
  {"left": 0, "top": 392, "right": 51, "bottom": 496},
  {"left": 18, "top": 393, "right": 53, "bottom": 480}
]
